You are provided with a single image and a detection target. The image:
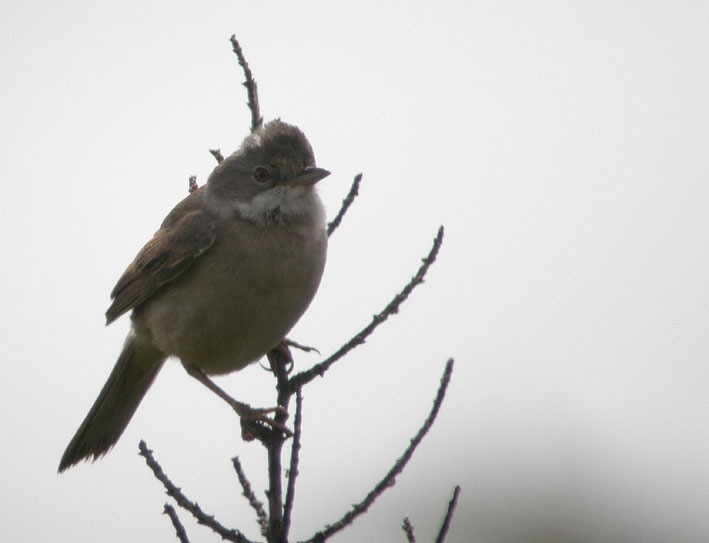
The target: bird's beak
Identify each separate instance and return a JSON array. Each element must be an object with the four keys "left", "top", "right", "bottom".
[{"left": 283, "top": 167, "right": 331, "bottom": 187}]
